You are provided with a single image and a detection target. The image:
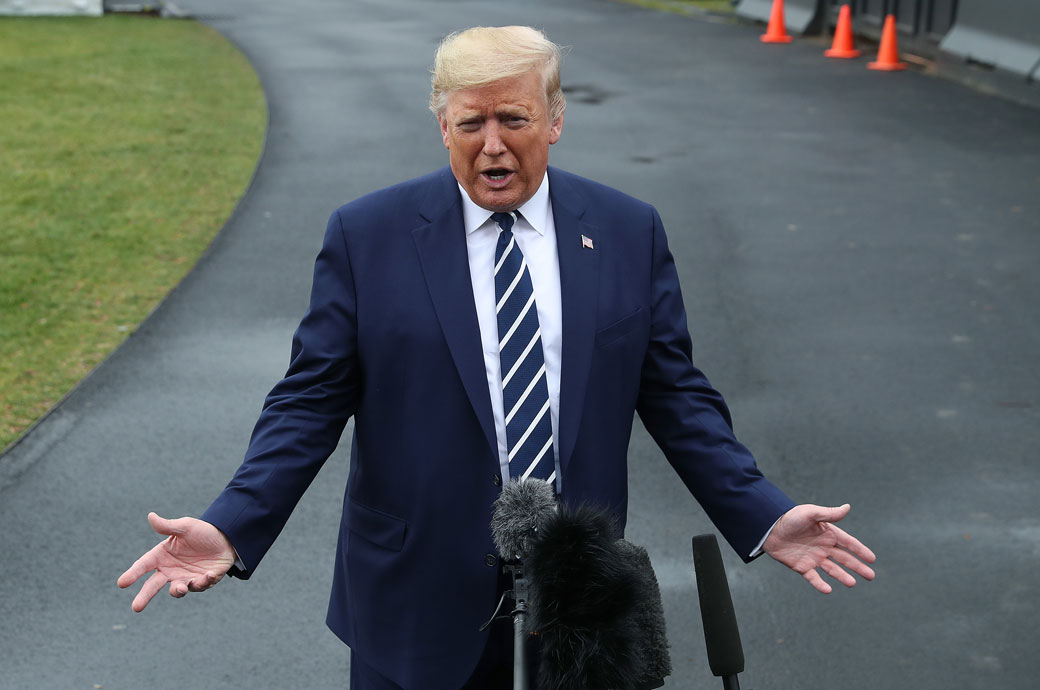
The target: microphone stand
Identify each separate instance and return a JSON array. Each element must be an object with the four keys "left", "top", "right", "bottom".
[
  {"left": 505, "top": 563, "right": 529, "bottom": 690},
  {"left": 480, "top": 562, "right": 530, "bottom": 690}
]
